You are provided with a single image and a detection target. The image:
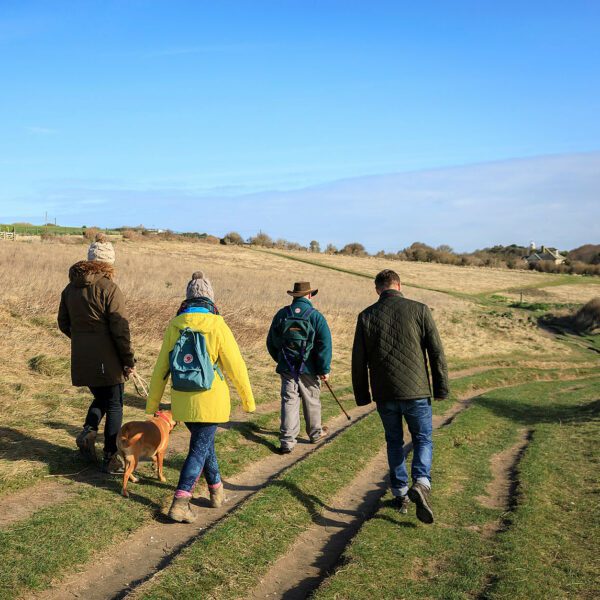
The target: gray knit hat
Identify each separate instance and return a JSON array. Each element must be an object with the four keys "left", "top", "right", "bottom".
[
  {"left": 87, "top": 233, "right": 115, "bottom": 264},
  {"left": 186, "top": 271, "right": 214, "bottom": 301}
]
